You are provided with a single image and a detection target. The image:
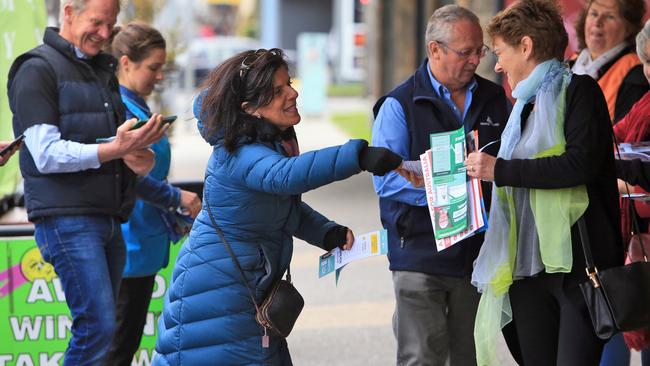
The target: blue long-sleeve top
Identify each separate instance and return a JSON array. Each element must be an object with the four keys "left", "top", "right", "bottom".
[
  {"left": 120, "top": 86, "right": 181, "bottom": 277},
  {"left": 372, "top": 64, "right": 476, "bottom": 206}
]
